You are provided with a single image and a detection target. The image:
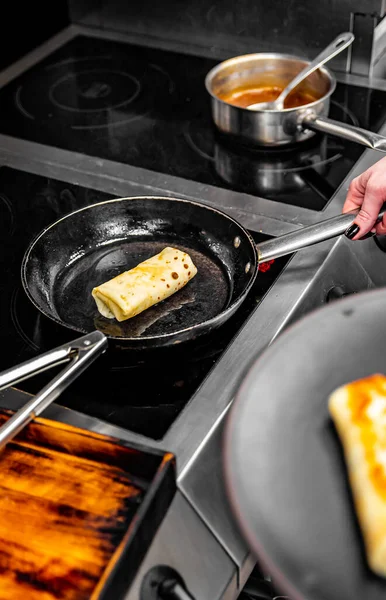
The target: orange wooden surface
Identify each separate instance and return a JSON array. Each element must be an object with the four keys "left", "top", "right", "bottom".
[{"left": 0, "top": 411, "right": 148, "bottom": 600}]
